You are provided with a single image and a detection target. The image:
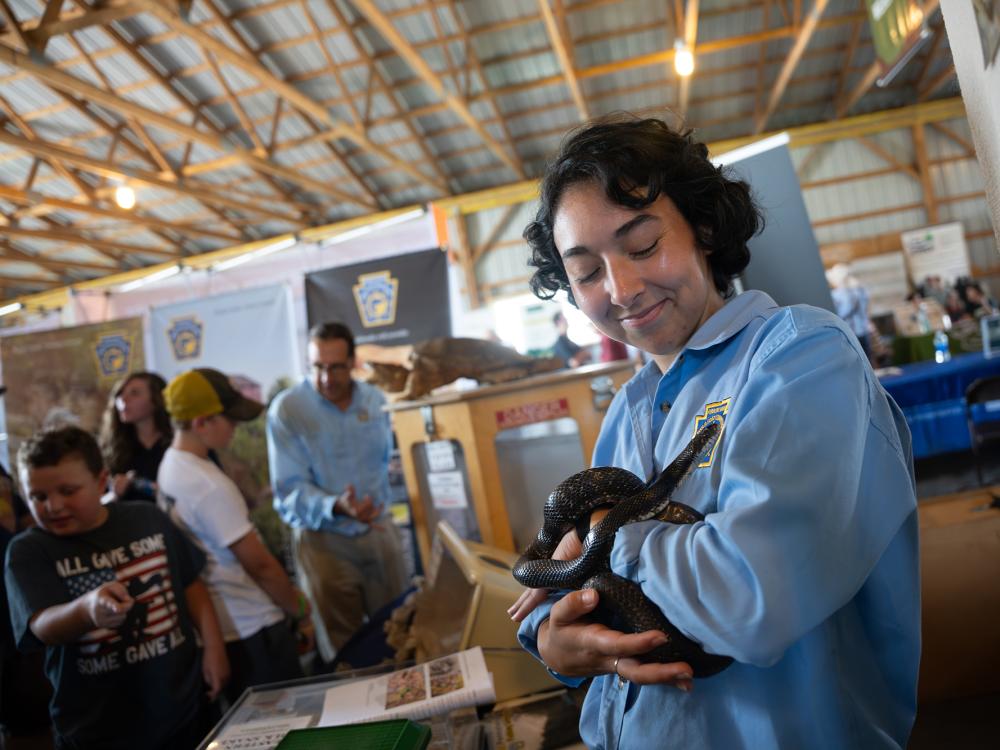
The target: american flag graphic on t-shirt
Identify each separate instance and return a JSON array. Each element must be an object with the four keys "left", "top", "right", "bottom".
[{"left": 65, "top": 551, "right": 179, "bottom": 655}]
